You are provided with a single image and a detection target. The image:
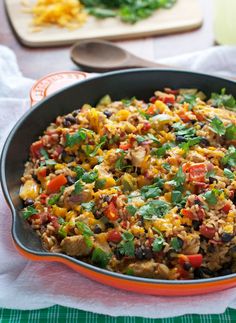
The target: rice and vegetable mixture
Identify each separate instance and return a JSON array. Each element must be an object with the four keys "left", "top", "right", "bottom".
[{"left": 20, "top": 88, "right": 236, "bottom": 280}]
